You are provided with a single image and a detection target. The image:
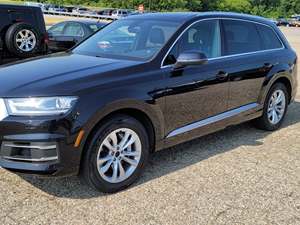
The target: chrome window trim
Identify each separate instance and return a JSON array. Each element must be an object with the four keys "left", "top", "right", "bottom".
[
  {"left": 166, "top": 103, "right": 259, "bottom": 138},
  {"left": 161, "top": 17, "right": 285, "bottom": 69}
]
